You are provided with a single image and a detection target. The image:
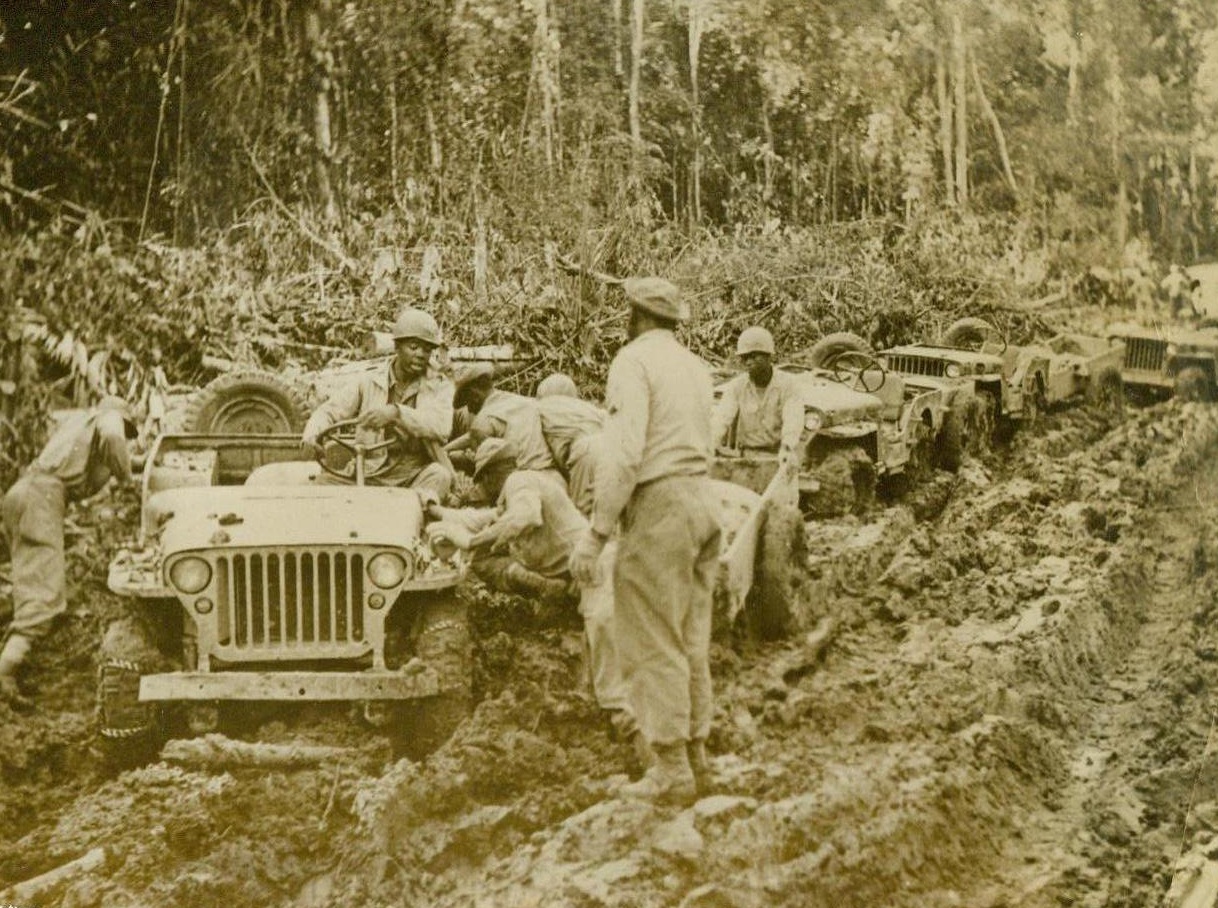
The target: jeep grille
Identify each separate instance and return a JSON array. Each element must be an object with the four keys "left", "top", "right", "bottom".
[
  {"left": 216, "top": 550, "right": 366, "bottom": 649},
  {"left": 886, "top": 354, "right": 947, "bottom": 378},
  {"left": 1123, "top": 337, "right": 1167, "bottom": 372}
]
